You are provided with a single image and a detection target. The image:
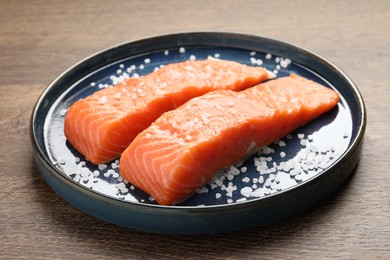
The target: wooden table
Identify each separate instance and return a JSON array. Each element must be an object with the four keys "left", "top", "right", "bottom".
[{"left": 1, "top": 0, "right": 389, "bottom": 258}]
